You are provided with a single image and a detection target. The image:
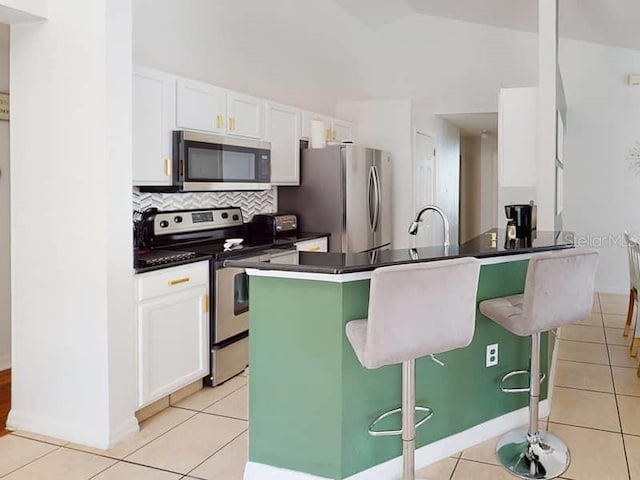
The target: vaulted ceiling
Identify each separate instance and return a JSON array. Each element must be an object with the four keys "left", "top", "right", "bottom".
[{"left": 333, "top": 0, "right": 640, "bottom": 51}]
